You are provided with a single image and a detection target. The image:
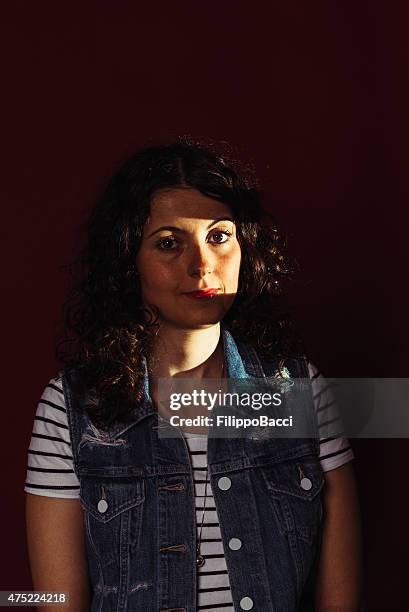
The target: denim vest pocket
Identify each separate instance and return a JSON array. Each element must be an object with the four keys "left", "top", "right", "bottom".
[
  {"left": 78, "top": 469, "right": 146, "bottom": 574},
  {"left": 79, "top": 473, "right": 145, "bottom": 524},
  {"left": 261, "top": 456, "right": 324, "bottom": 544},
  {"left": 261, "top": 456, "right": 324, "bottom": 602}
]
